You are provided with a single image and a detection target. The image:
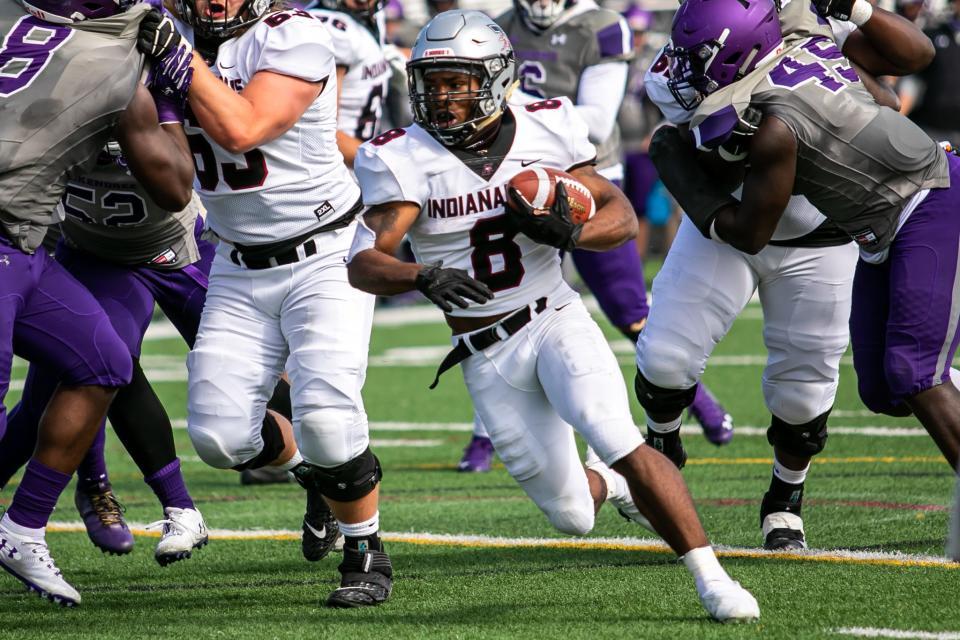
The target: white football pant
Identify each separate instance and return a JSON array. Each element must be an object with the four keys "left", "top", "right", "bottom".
[
  {"left": 460, "top": 291, "right": 644, "bottom": 536},
  {"left": 637, "top": 218, "right": 858, "bottom": 425},
  {"left": 187, "top": 222, "right": 375, "bottom": 470}
]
